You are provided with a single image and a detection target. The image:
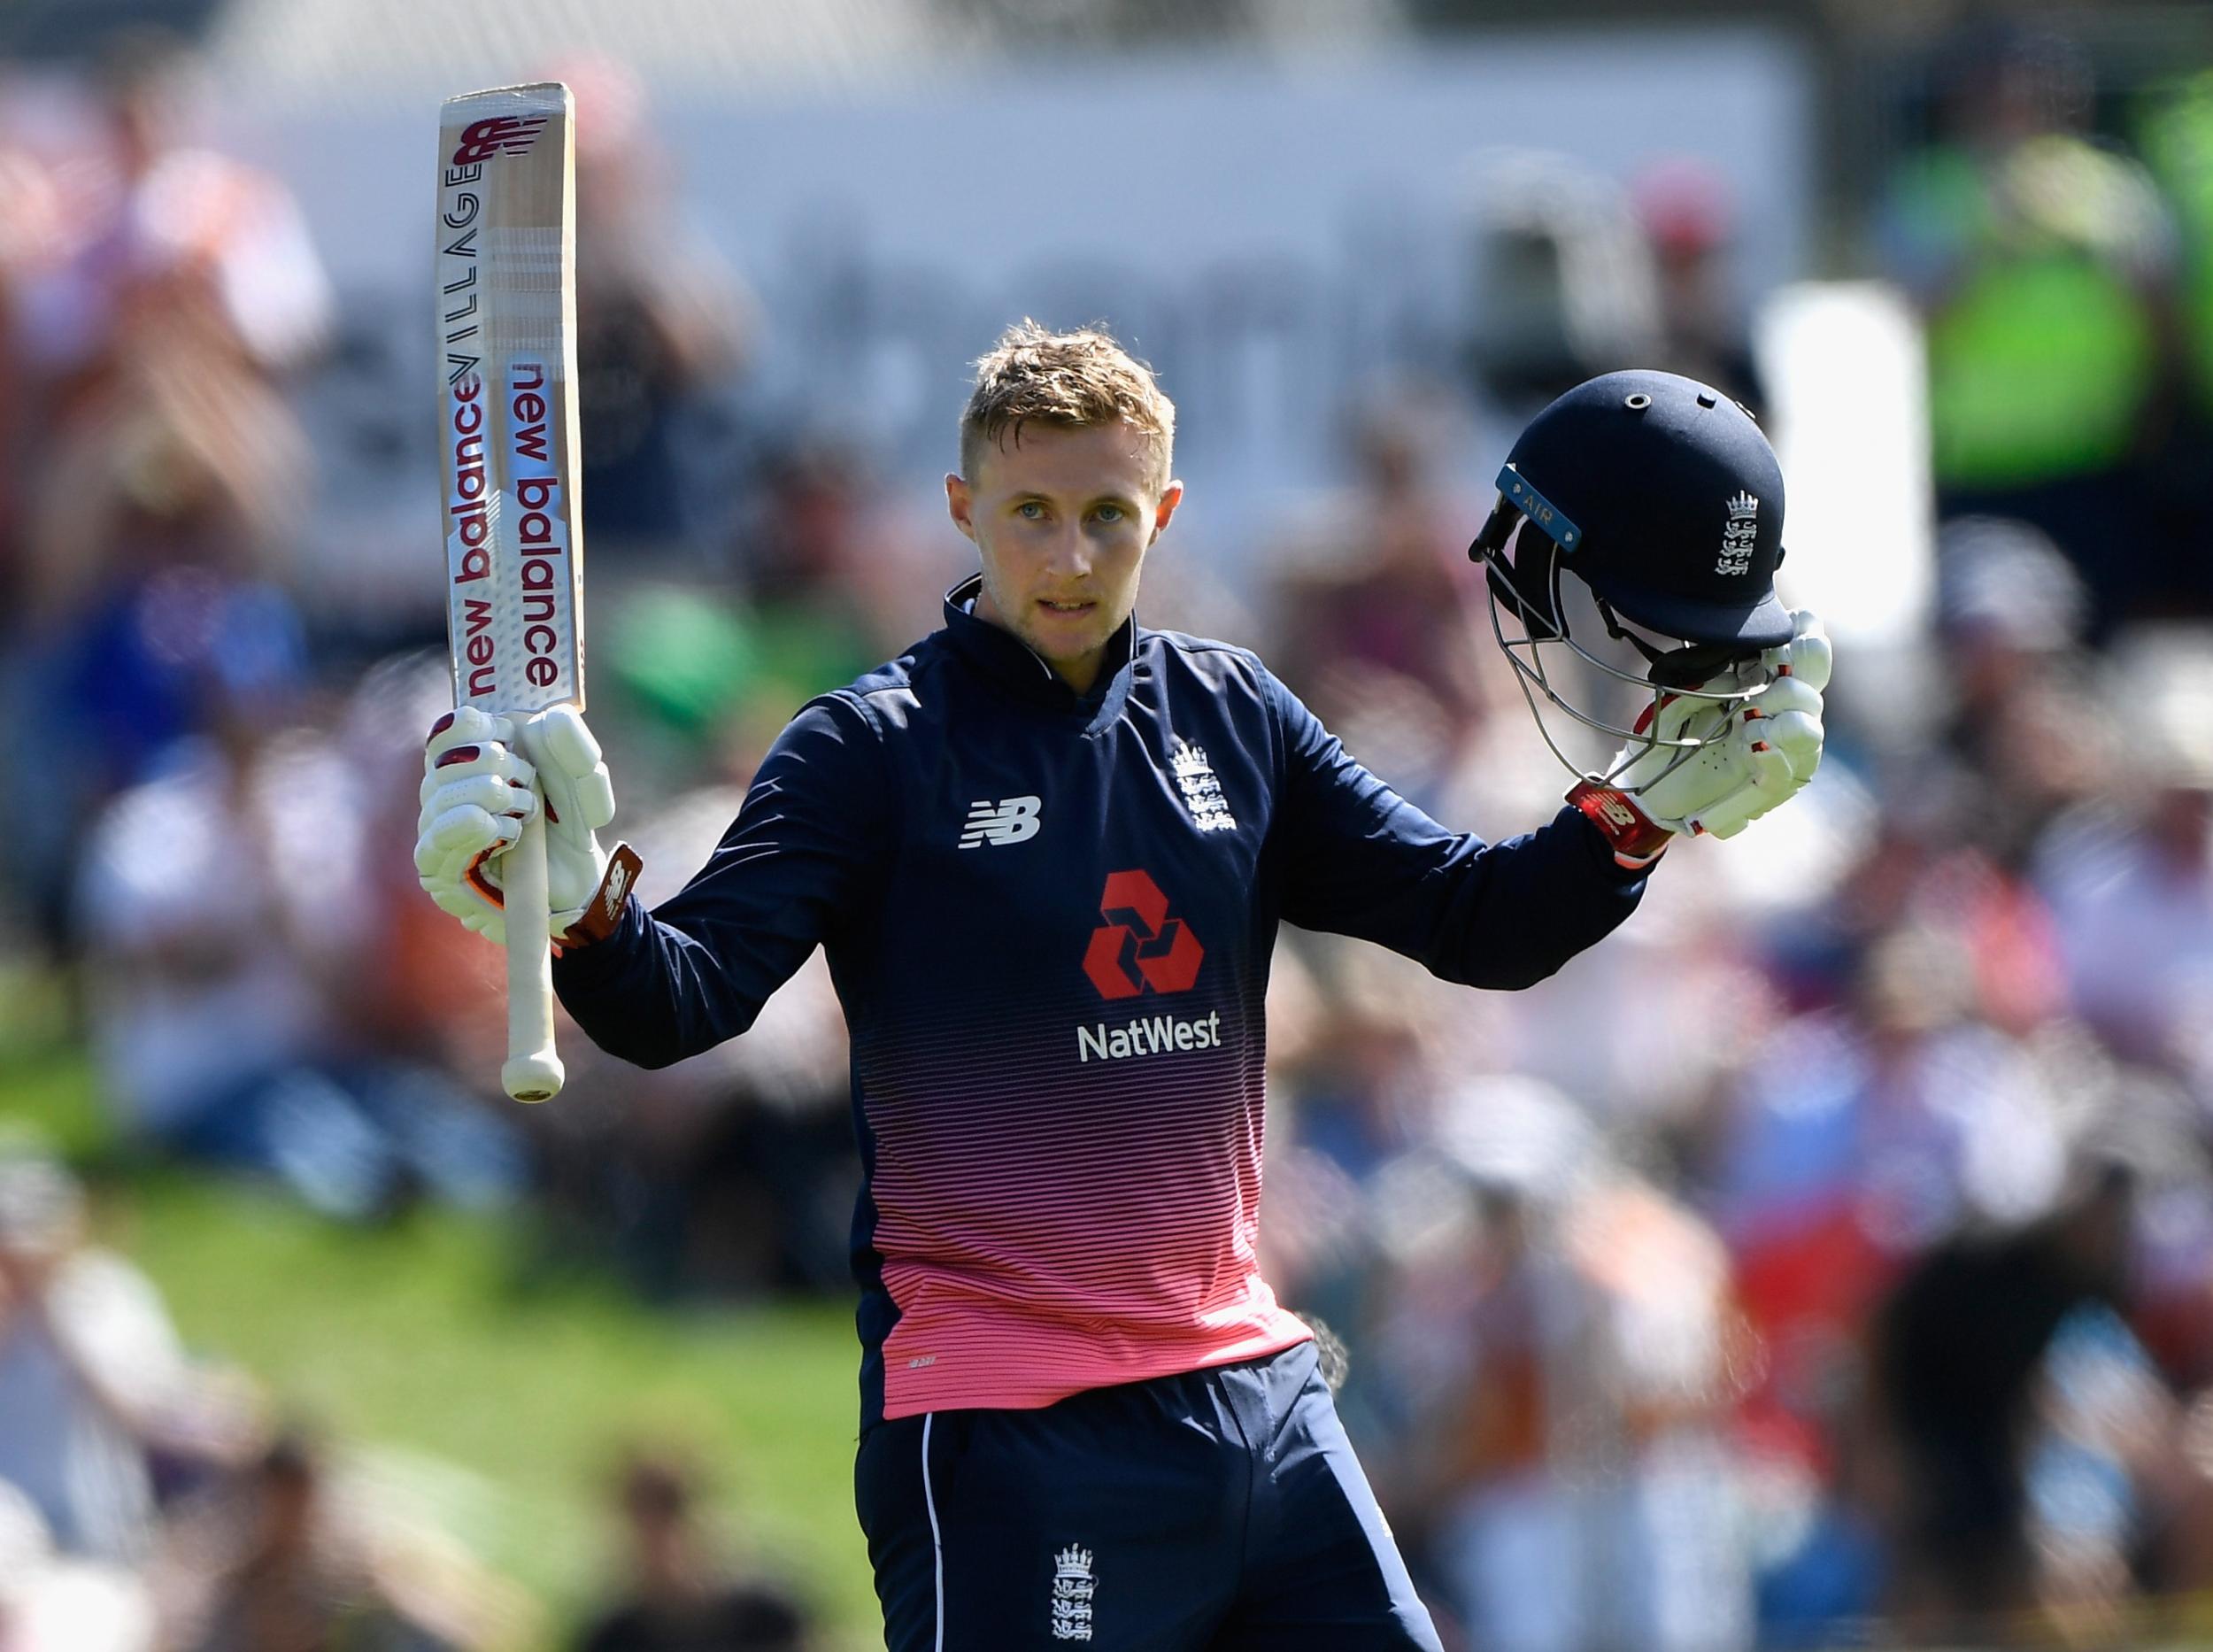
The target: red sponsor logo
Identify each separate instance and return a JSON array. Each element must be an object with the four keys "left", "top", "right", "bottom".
[
  {"left": 451, "top": 114, "right": 550, "bottom": 166},
  {"left": 1083, "top": 869, "right": 1204, "bottom": 1000}
]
